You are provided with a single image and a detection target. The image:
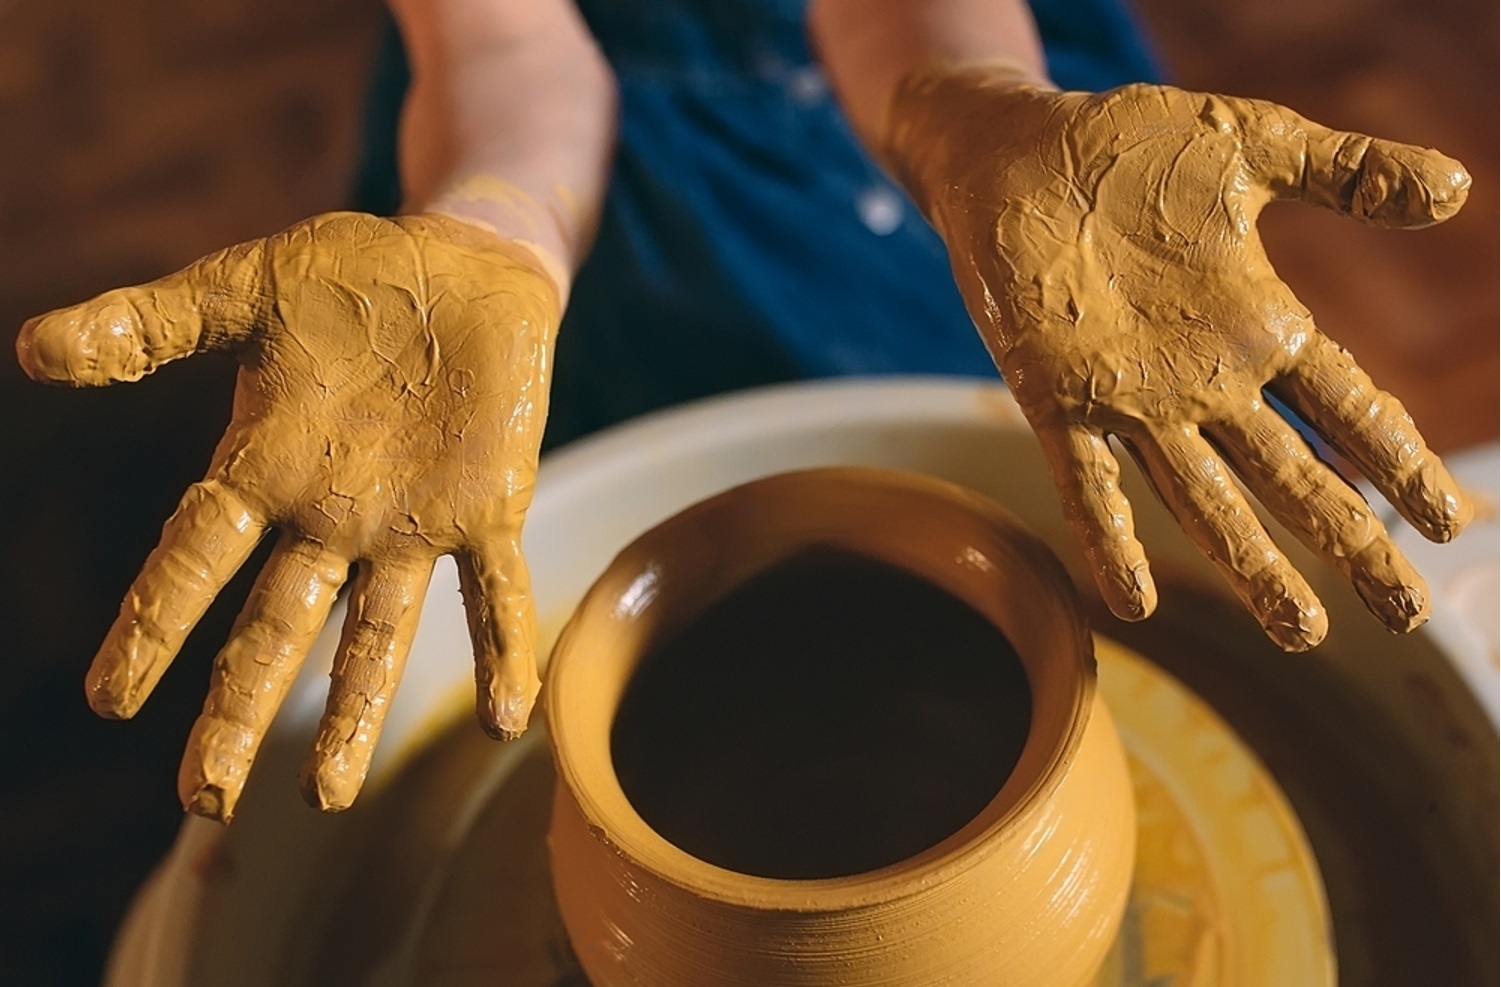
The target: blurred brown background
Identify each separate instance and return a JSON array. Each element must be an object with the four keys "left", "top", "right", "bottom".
[{"left": 0, "top": 0, "right": 1494, "bottom": 982}]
